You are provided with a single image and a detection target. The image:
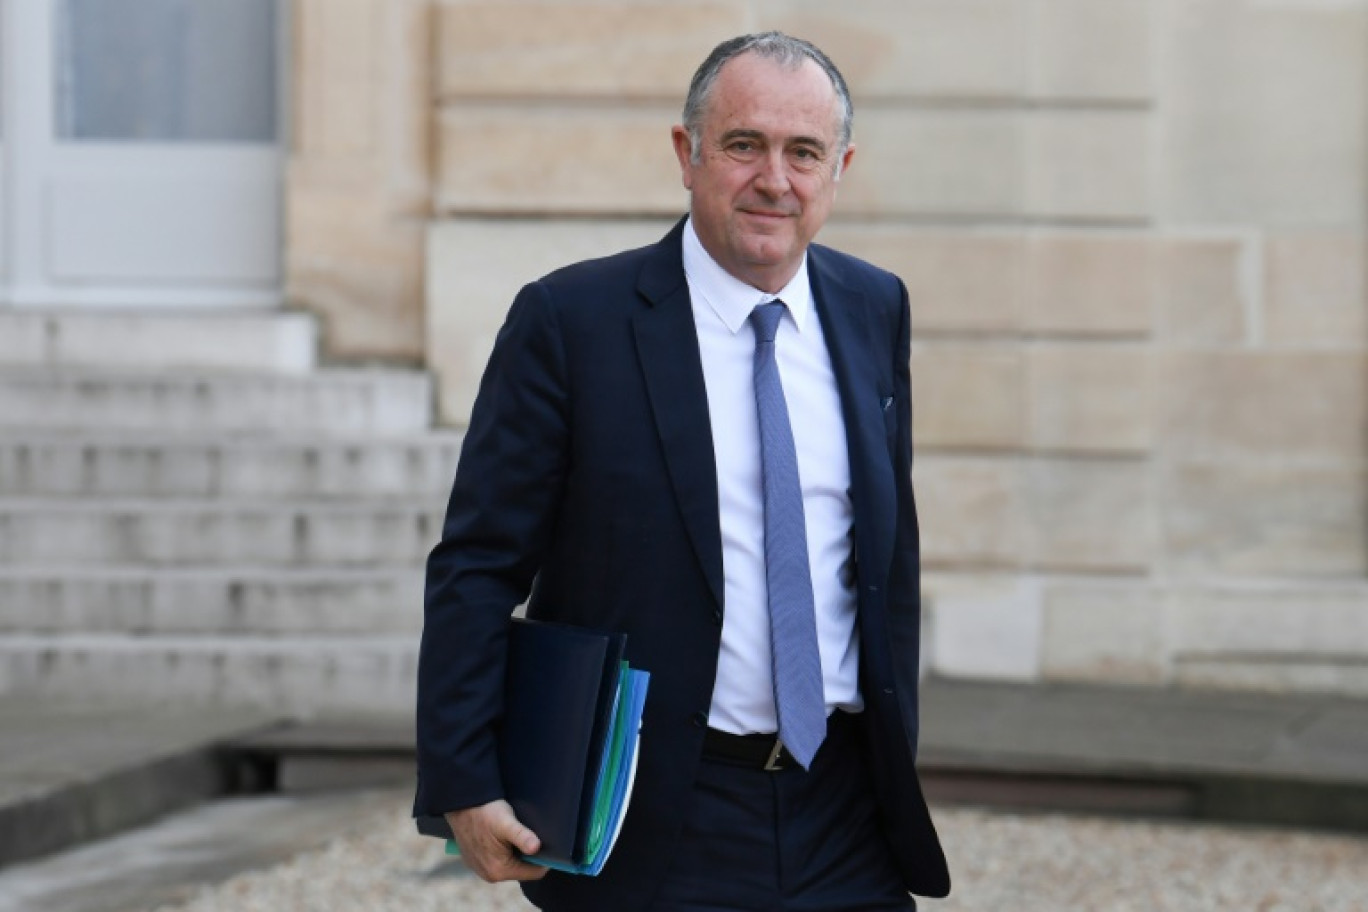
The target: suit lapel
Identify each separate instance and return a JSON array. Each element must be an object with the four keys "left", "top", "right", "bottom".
[
  {"left": 809, "top": 249, "right": 896, "bottom": 592},
  {"left": 632, "top": 223, "right": 725, "bottom": 609}
]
